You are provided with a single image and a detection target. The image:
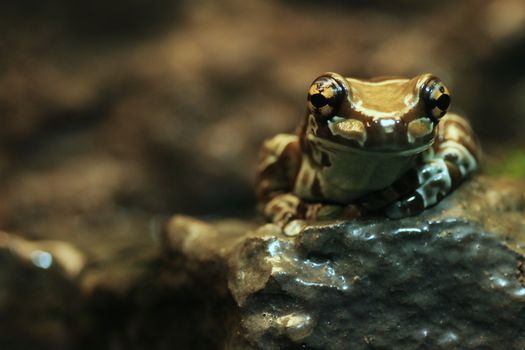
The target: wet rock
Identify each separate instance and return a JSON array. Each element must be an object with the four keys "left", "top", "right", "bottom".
[
  {"left": 0, "top": 232, "right": 86, "bottom": 350},
  {"left": 163, "top": 176, "right": 525, "bottom": 349},
  {"left": 0, "top": 216, "right": 161, "bottom": 350}
]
